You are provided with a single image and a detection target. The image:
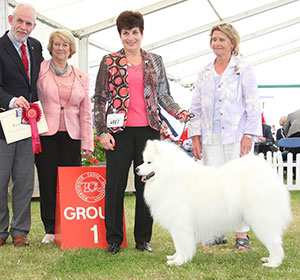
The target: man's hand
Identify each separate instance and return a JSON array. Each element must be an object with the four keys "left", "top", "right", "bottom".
[{"left": 13, "top": 96, "right": 30, "bottom": 110}]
